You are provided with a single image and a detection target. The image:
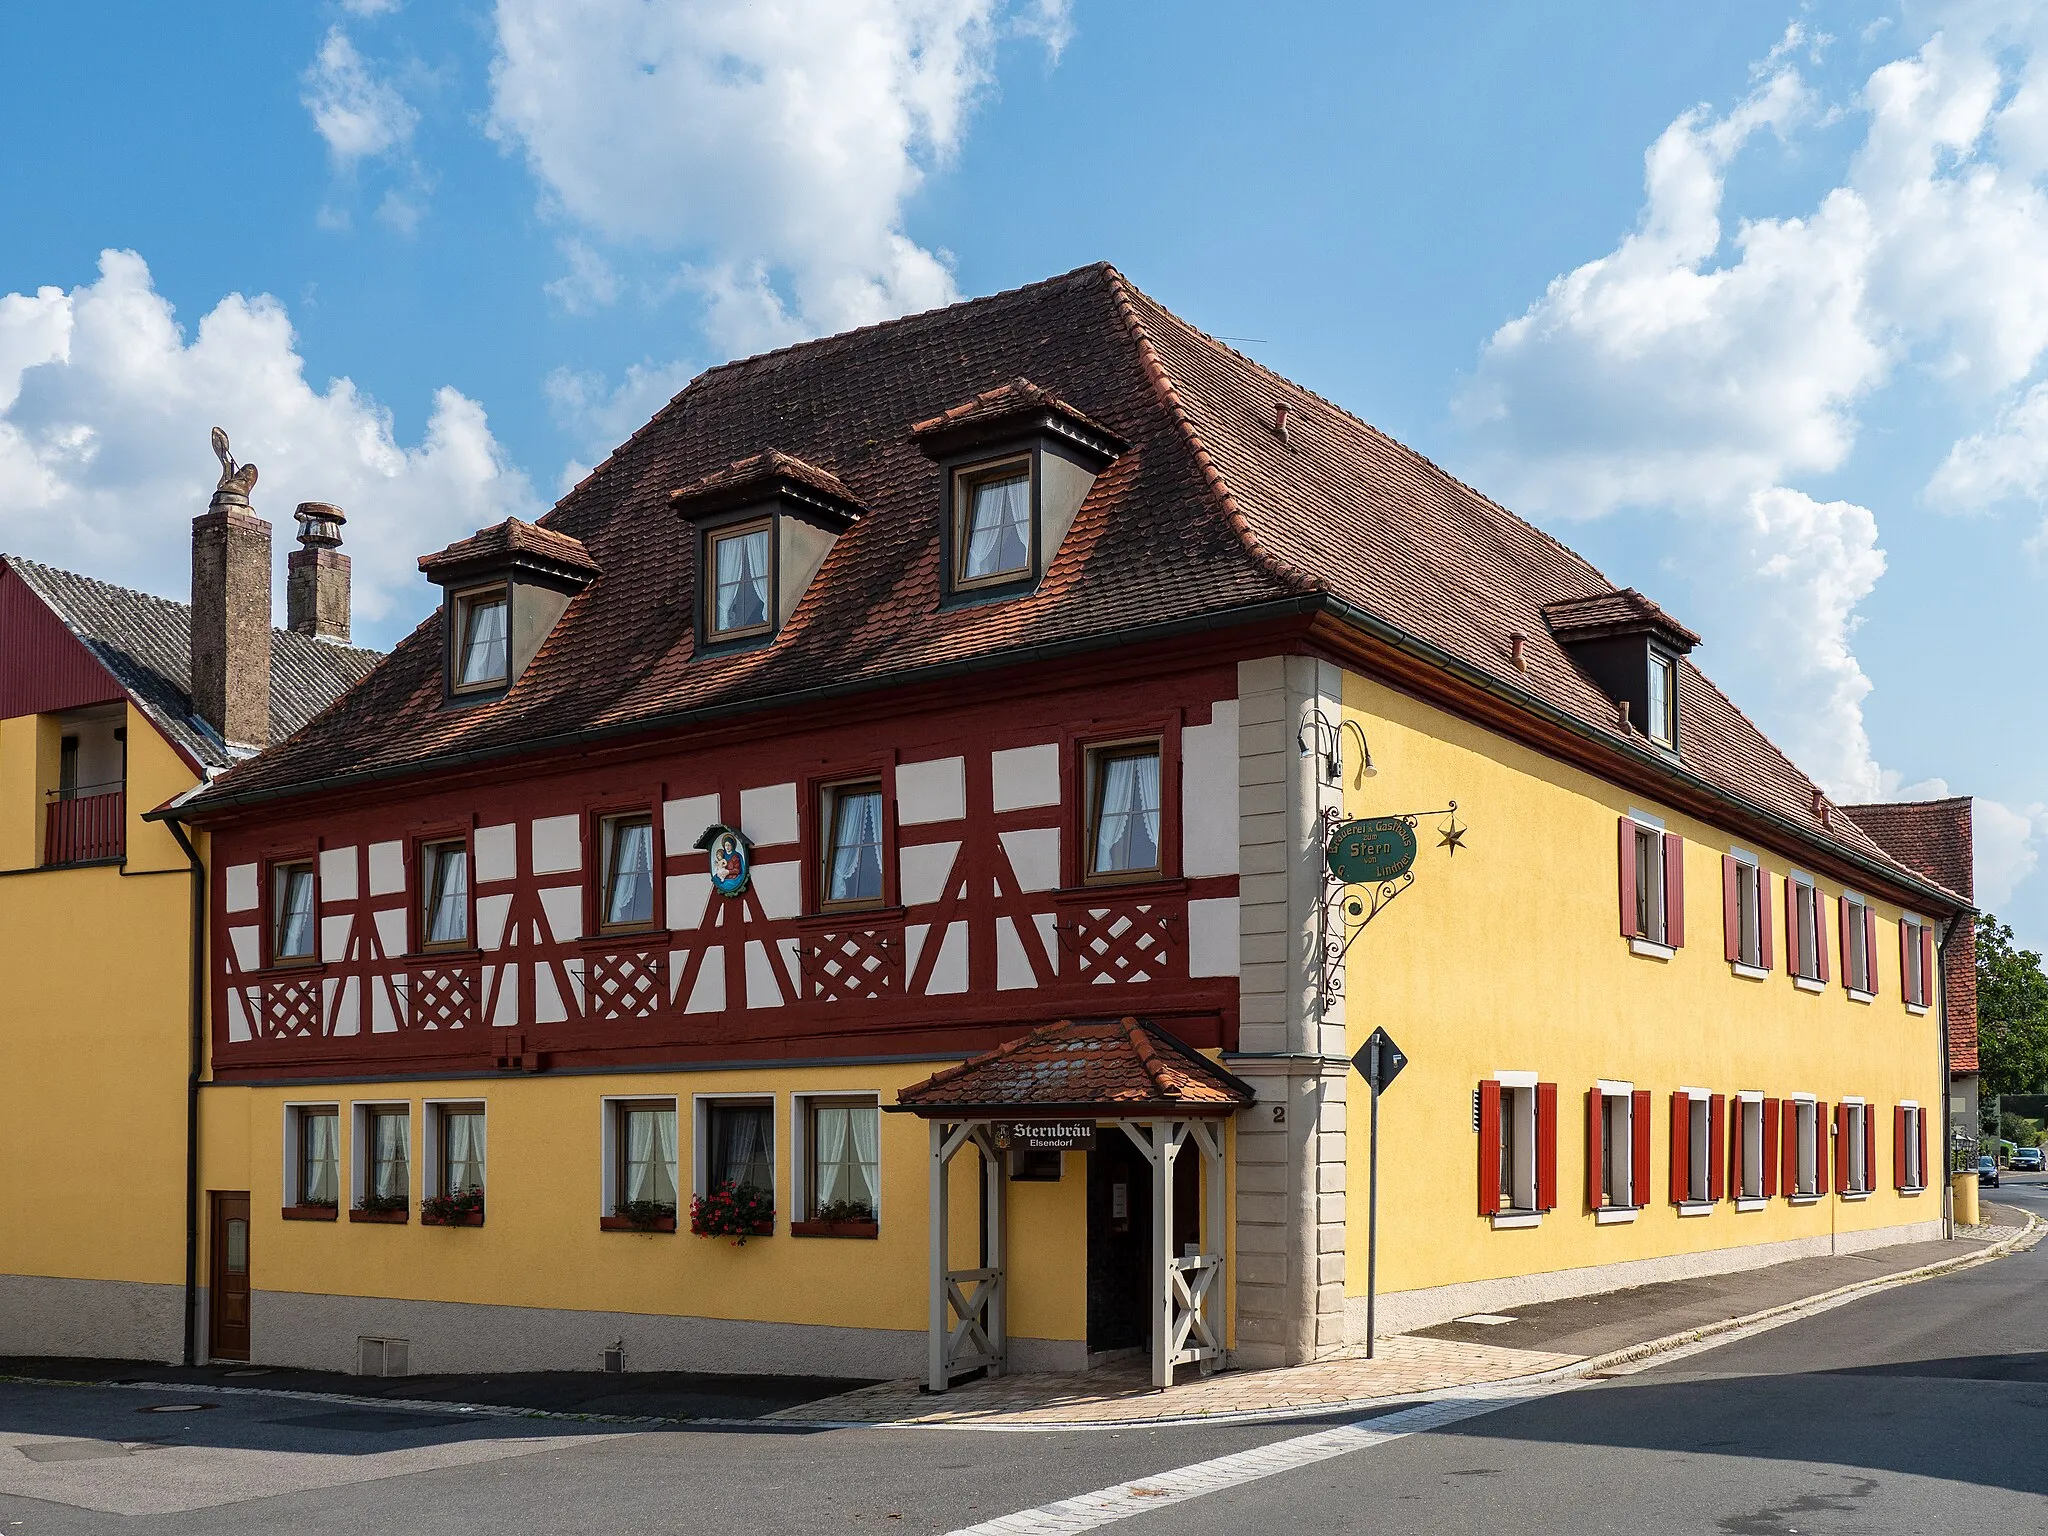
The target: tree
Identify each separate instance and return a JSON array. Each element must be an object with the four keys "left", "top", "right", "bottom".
[{"left": 1976, "top": 914, "right": 2048, "bottom": 1098}]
